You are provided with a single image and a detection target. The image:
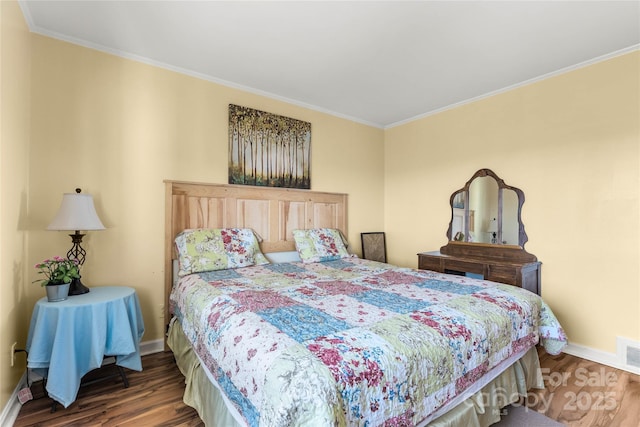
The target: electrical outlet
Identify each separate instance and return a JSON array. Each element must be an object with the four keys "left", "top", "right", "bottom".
[{"left": 10, "top": 342, "right": 17, "bottom": 367}]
